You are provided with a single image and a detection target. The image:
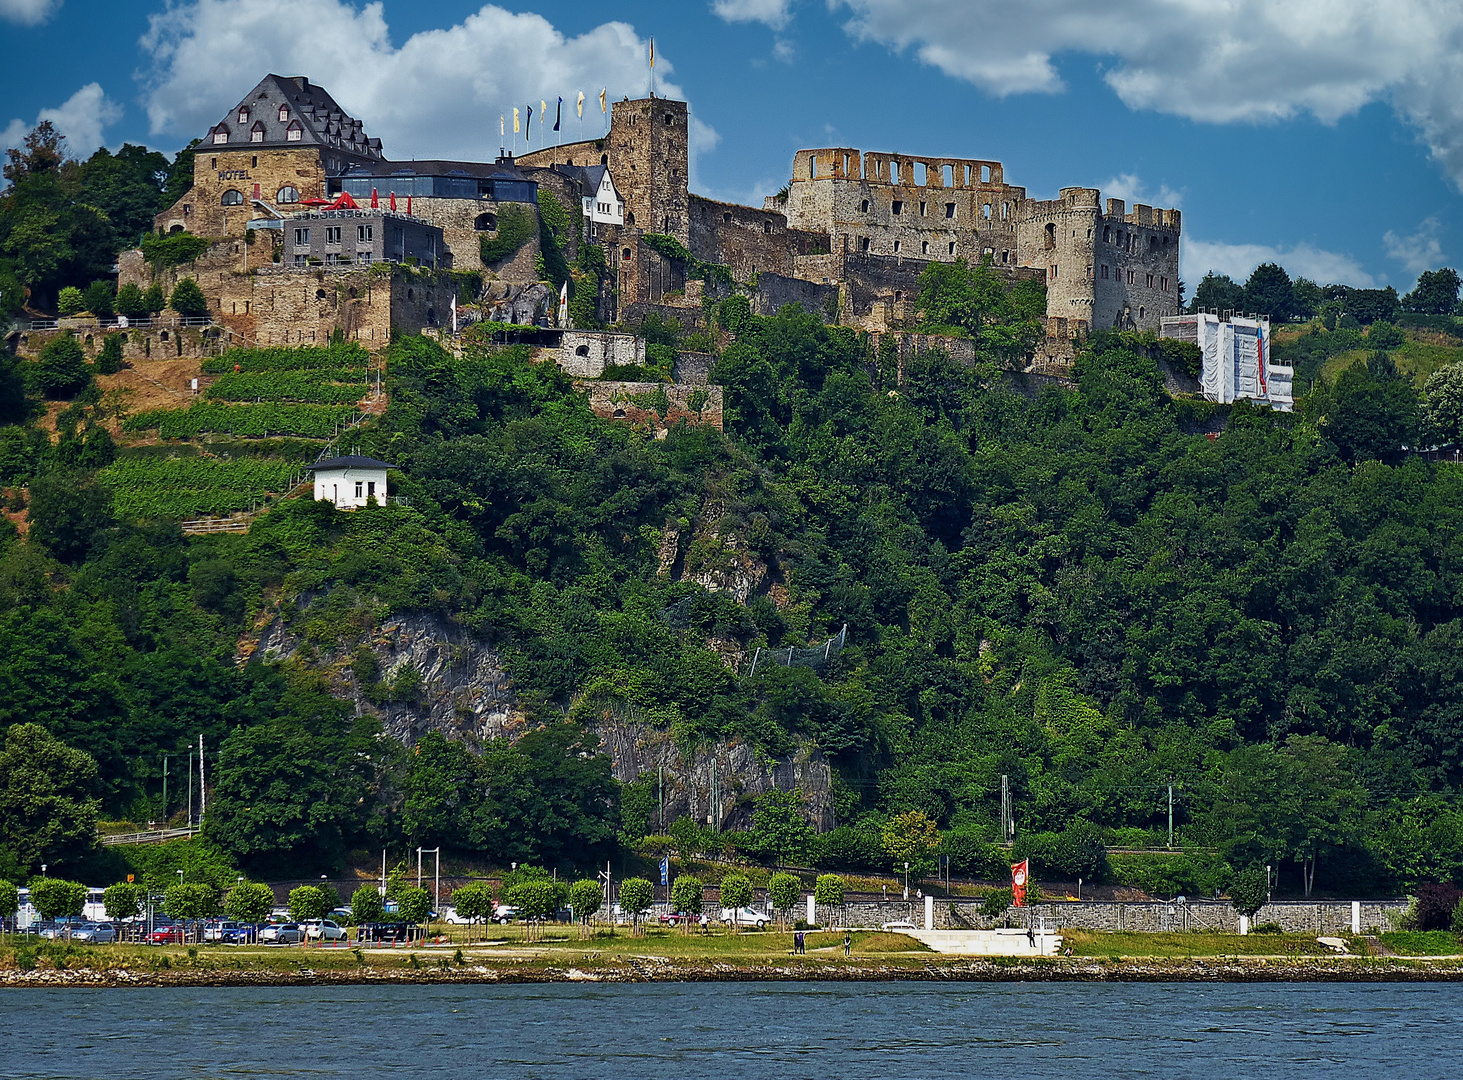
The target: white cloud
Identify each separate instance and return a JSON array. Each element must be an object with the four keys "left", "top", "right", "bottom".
[
  {"left": 1101, "top": 172, "right": 1183, "bottom": 210},
  {"left": 772, "top": 37, "right": 796, "bottom": 63},
  {"left": 0, "top": 0, "right": 60, "bottom": 26},
  {"left": 1383, "top": 217, "right": 1445, "bottom": 280},
  {"left": 1182, "top": 238, "right": 1374, "bottom": 288},
  {"left": 140, "top": 0, "right": 714, "bottom": 169},
  {"left": 831, "top": 0, "right": 1463, "bottom": 189},
  {"left": 2, "top": 83, "right": 123, "bottom": 158},
  {"left": 712, "top": 0, "right": 795, "bottom": 31}
]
